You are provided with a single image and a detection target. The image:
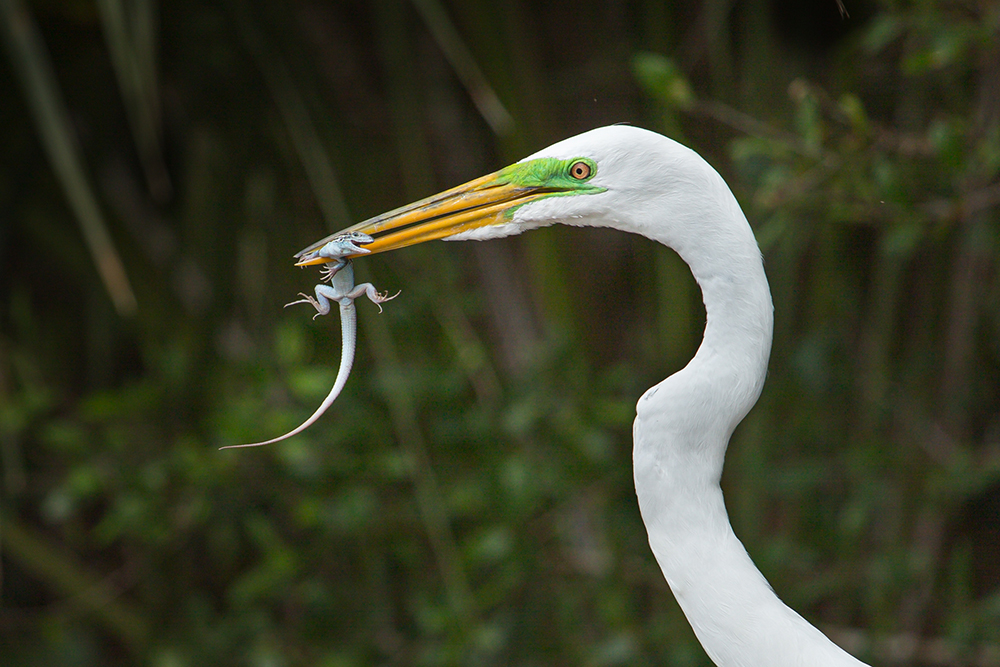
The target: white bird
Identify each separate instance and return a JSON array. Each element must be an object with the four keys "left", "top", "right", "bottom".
[{"left": 296, "top": 126, "right": 871, "bottom": 667}]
